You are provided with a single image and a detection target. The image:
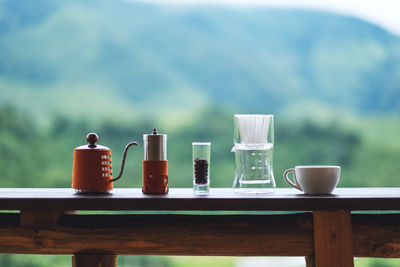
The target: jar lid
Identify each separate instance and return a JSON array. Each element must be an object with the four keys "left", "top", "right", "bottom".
[{"left": 75, "top": 132, "right": 110, "bottom": 151}]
